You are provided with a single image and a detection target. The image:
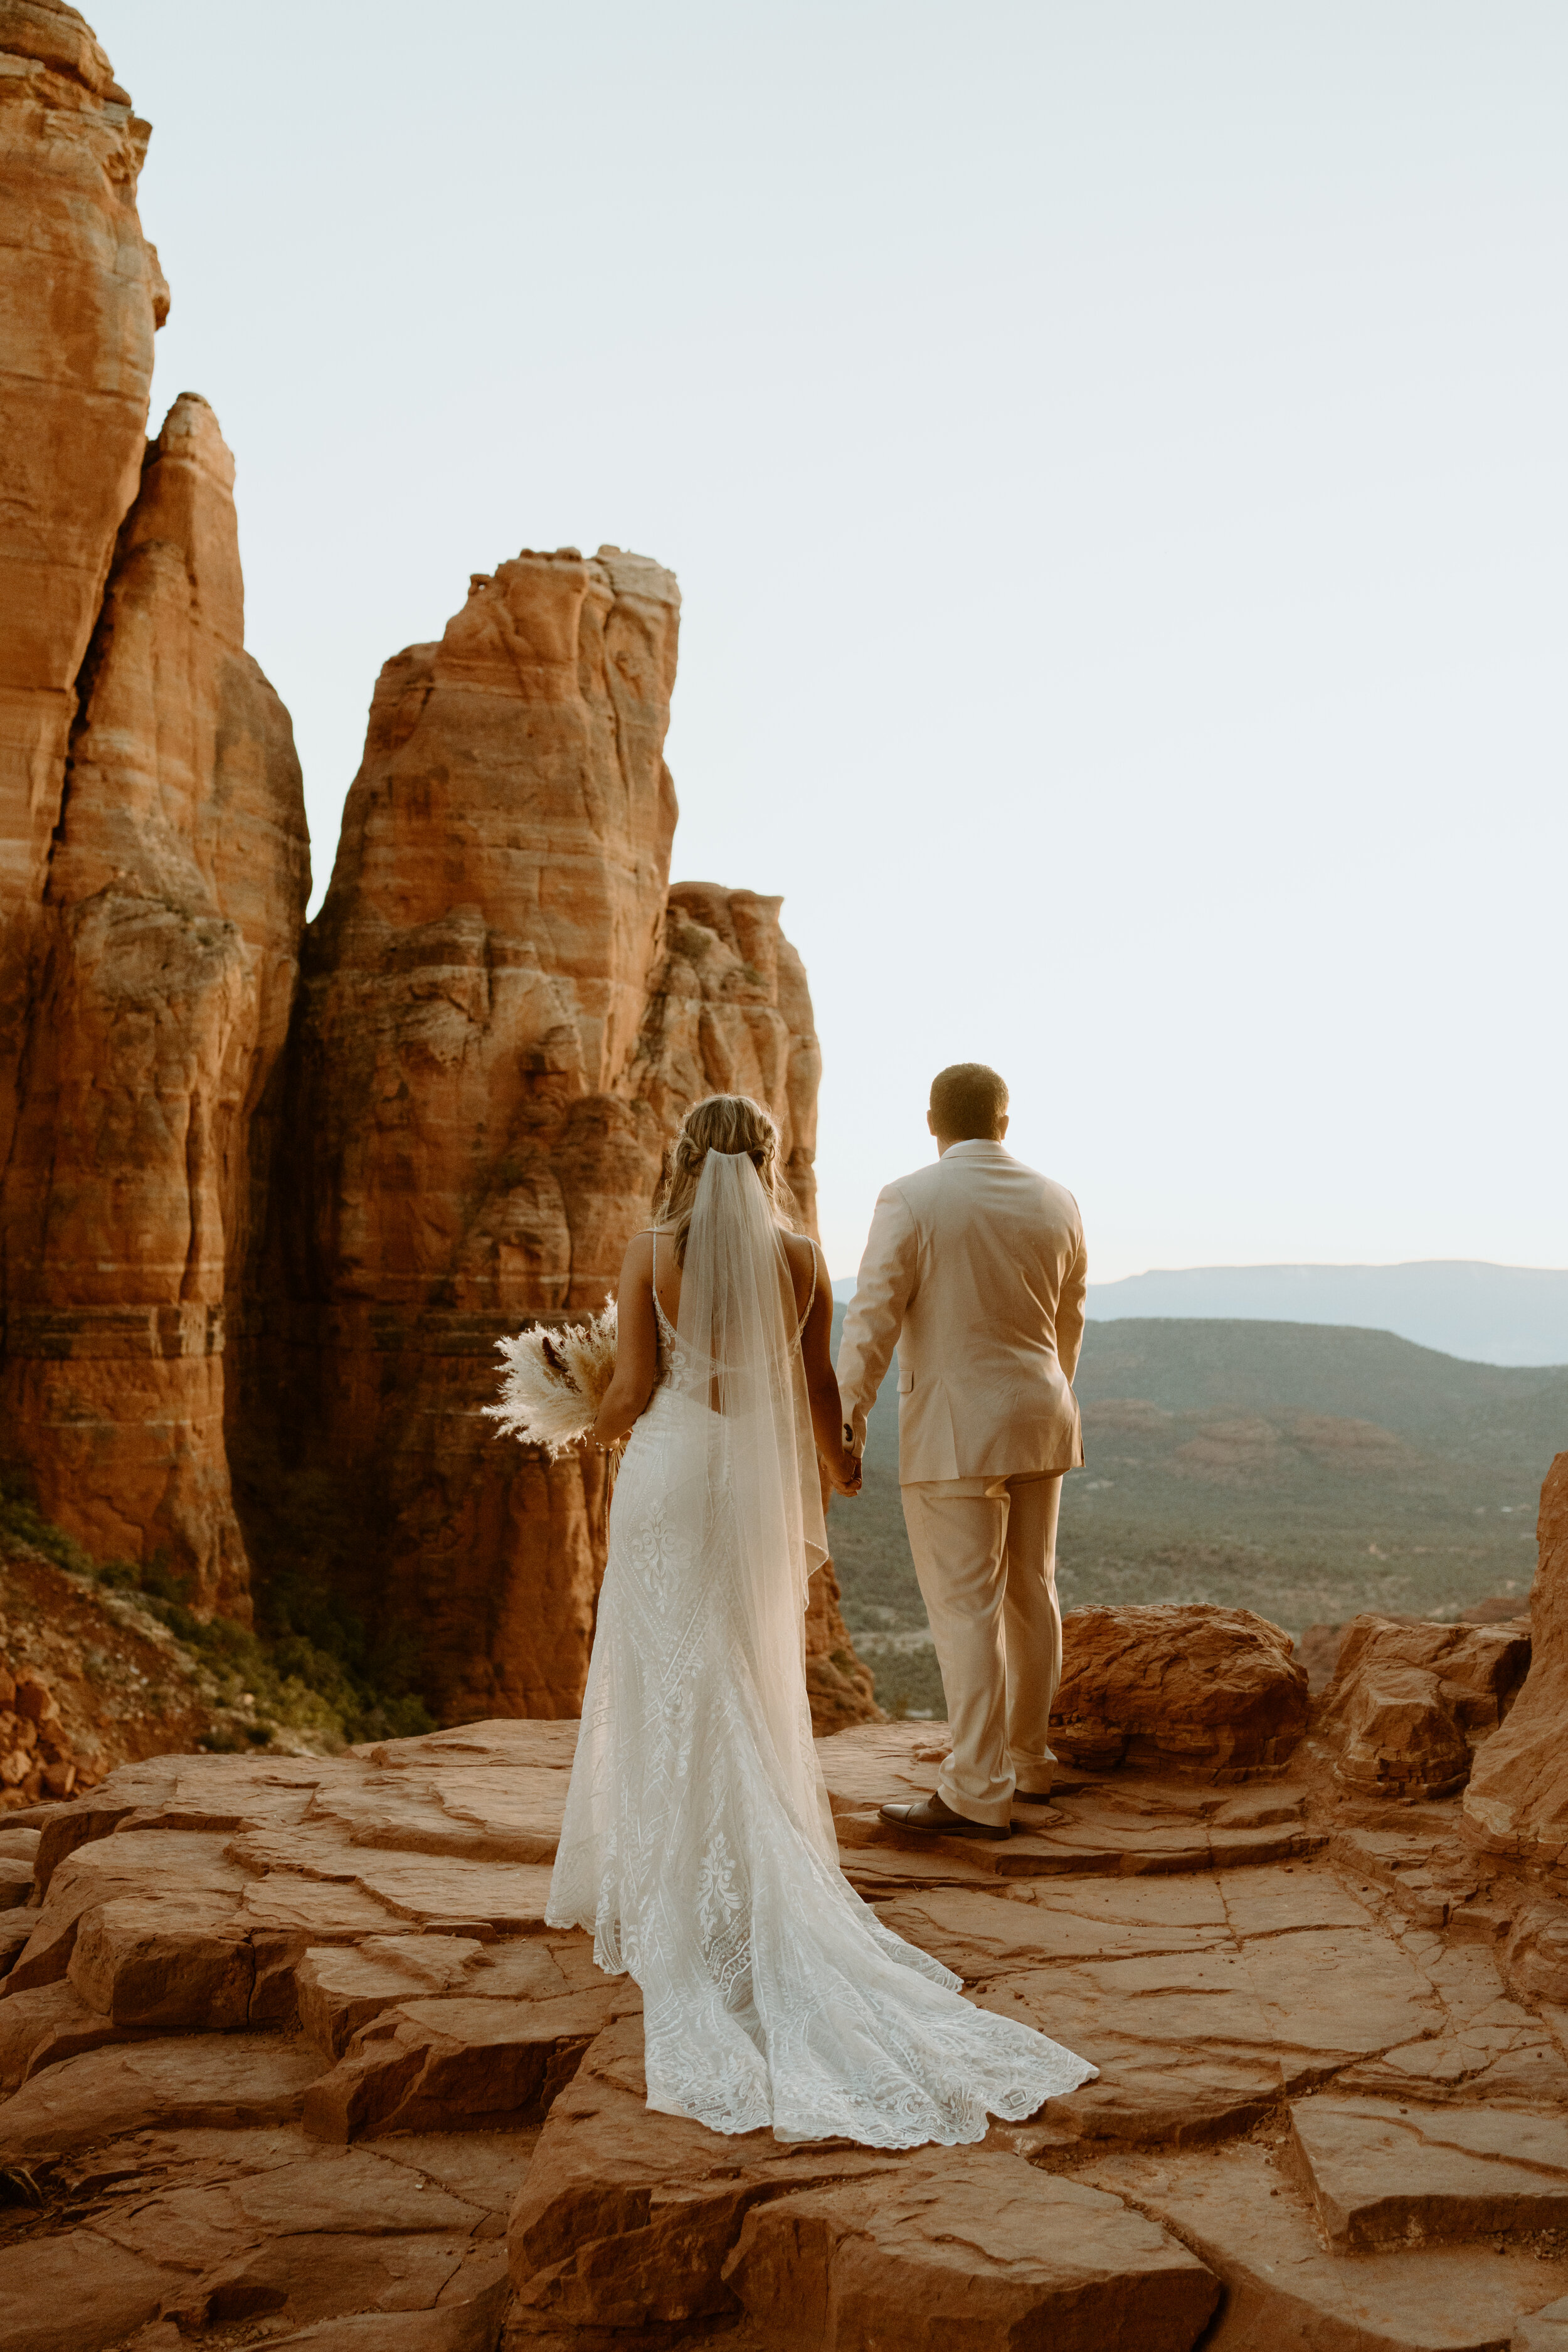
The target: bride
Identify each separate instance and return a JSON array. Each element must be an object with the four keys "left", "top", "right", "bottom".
[{"left": 546, "top": 1093, "right": 1094, "bottom": 2146}]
